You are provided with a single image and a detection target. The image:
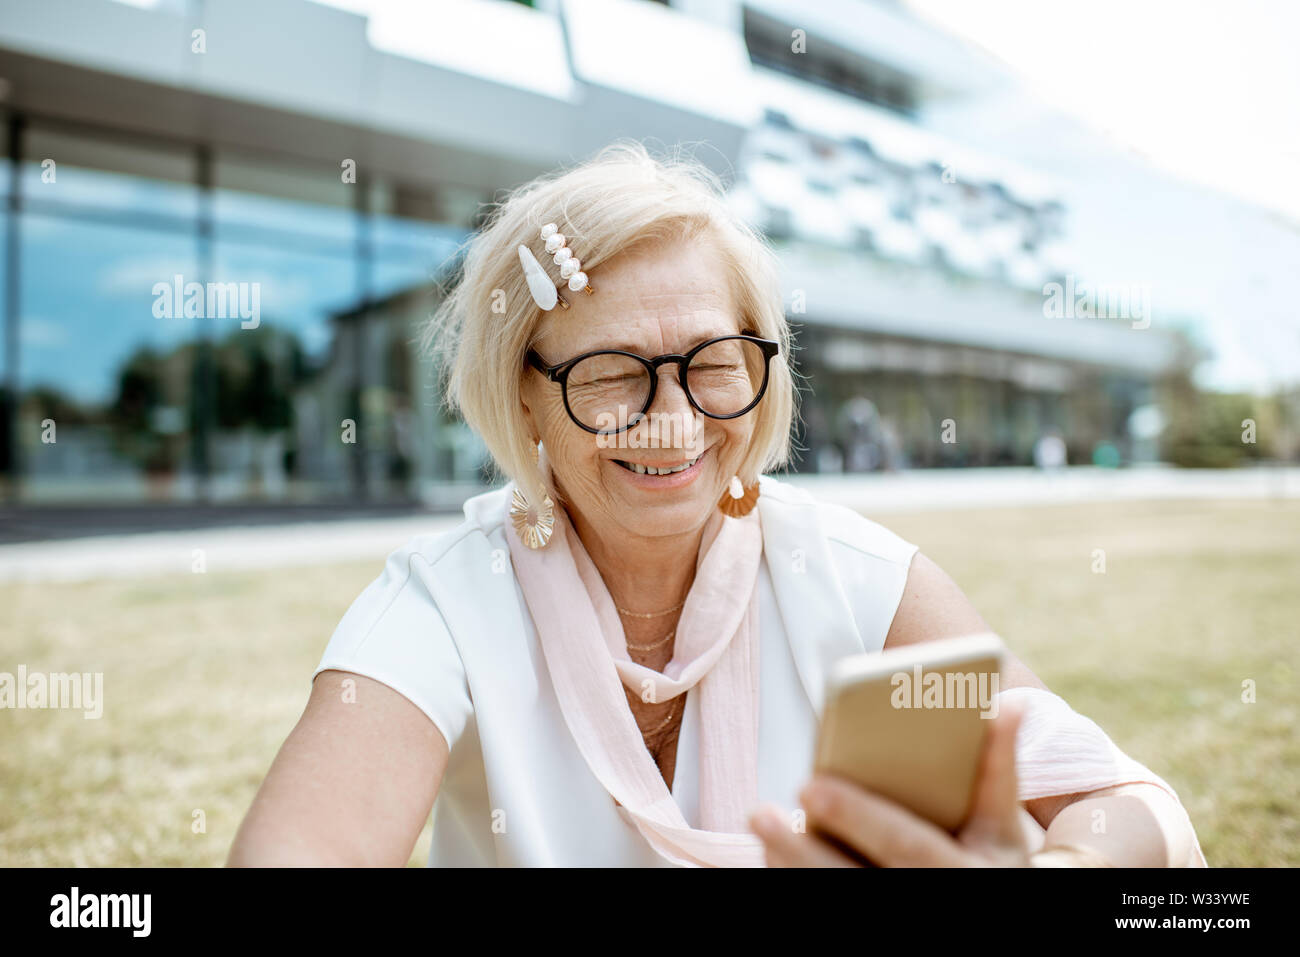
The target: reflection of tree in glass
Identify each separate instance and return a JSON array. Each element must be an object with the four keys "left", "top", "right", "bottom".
[
  {"left": 212, "top": 325, "right": 305, "bottom": 434},
  {"left": 106, "top": 324, "right": 314, "bottom": 477},
  {"left": 110, "top": 347, "right": 184, "bottom": 475},
  {"left": 22, "top": 386, "right": 94, "bottom": 428}
]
